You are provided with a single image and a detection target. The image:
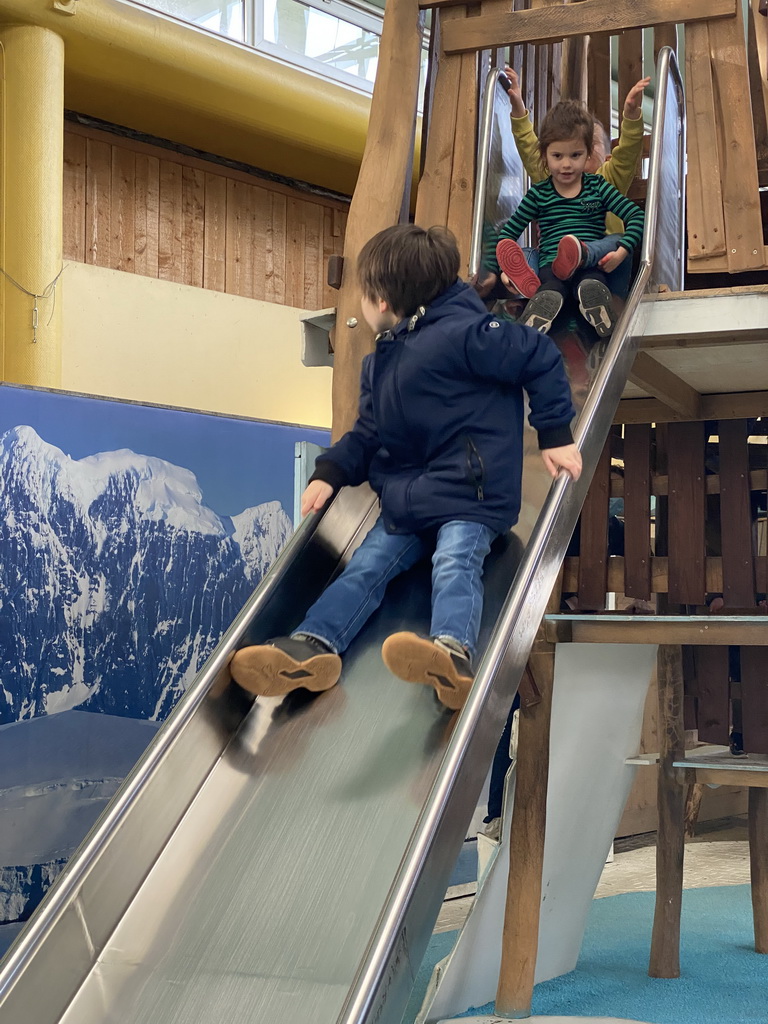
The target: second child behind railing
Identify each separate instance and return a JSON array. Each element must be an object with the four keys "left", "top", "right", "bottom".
[{"left": 477, "top": 97, "right": 646, "bottom": 338}]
